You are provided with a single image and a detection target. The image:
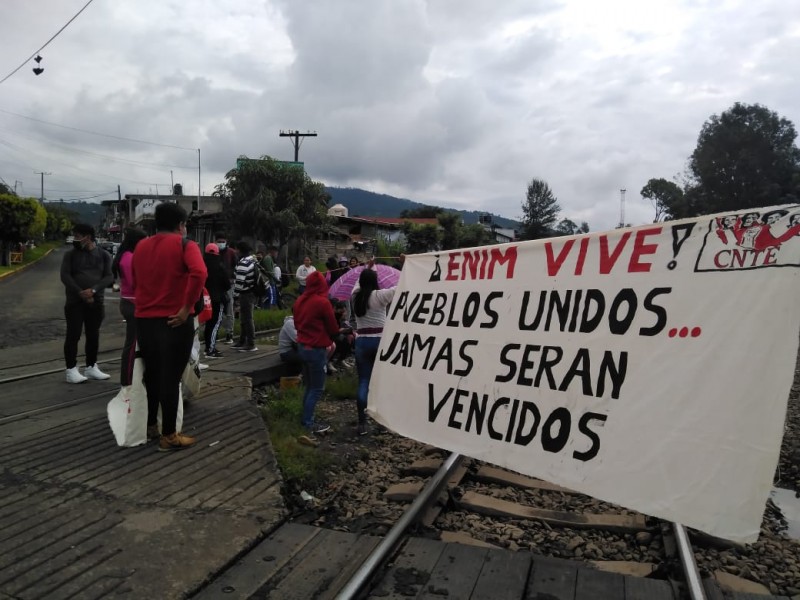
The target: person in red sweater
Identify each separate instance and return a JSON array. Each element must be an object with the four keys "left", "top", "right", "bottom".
[
  {"left": 132, "top": 202, "right": 207, "bottom": 451},
  {"left": 293, "top": 270, "right": 340, "bottom": 437}
]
